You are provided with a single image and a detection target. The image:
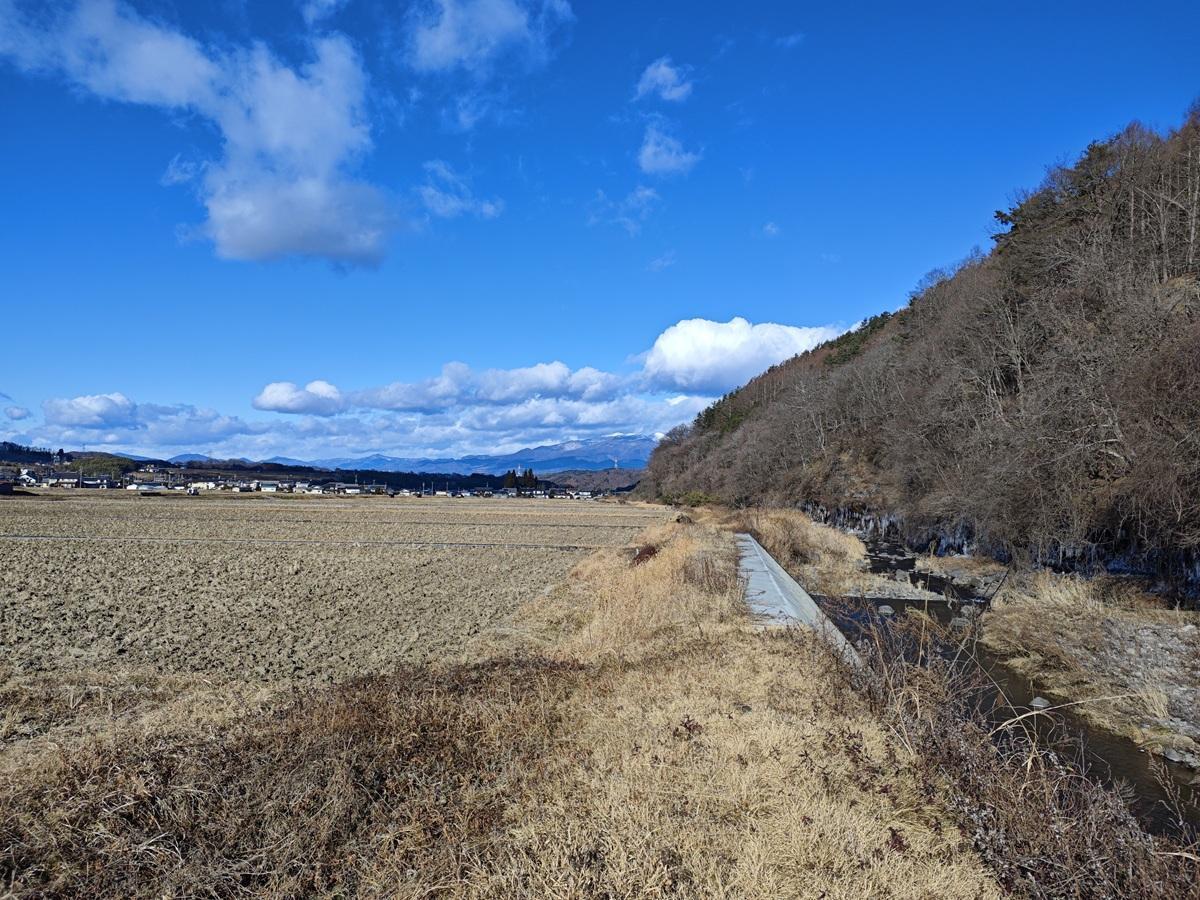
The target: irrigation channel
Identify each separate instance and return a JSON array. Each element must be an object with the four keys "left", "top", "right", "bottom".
[{"left": 813, "top": 538, "right": 1199, "bottom": 838}]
